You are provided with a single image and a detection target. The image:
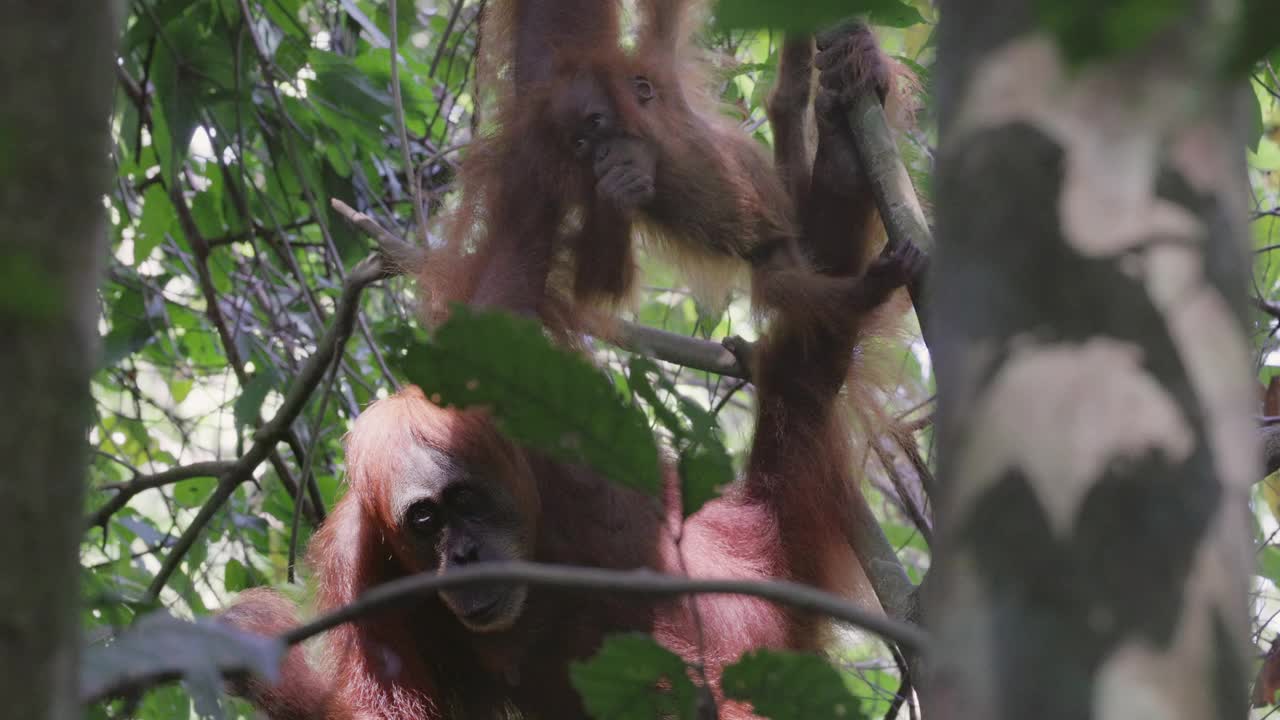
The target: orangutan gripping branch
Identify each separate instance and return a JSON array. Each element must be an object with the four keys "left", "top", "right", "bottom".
[
  {"left": 219, "top": 4, "right": 920, "bottom": 719},
  {"left": 426, "top": 0, "right": 913, "bottom": 339}
]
